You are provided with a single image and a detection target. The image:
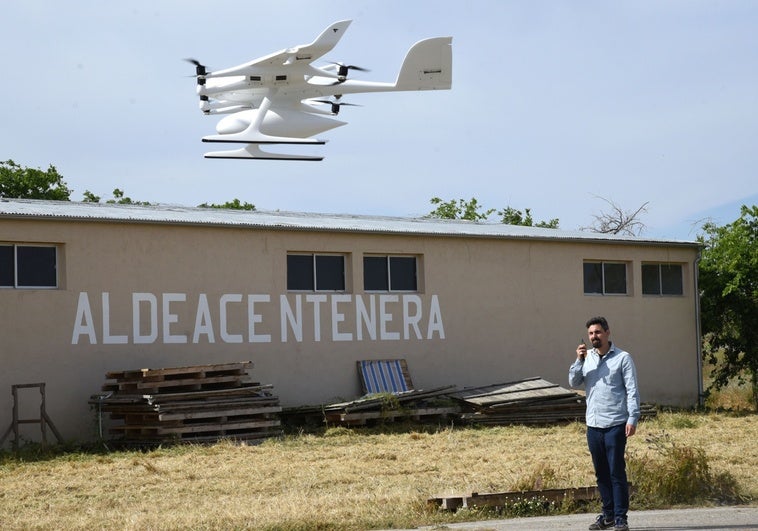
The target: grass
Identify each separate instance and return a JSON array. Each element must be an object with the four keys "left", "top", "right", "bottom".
[
  {"left": 702, "top": 345, "right": 756, "bottom": 412},
  {"left": 0, "top": 411, "right": 756, "bottom": 530}
]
